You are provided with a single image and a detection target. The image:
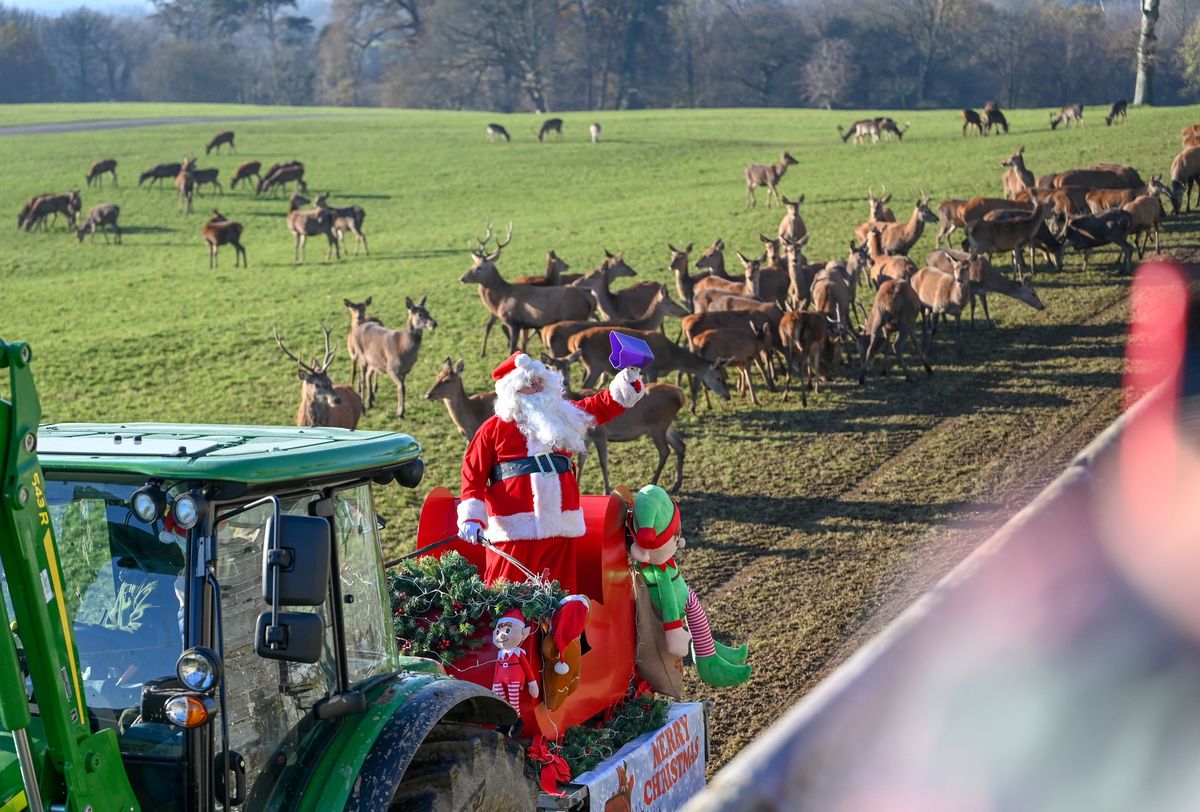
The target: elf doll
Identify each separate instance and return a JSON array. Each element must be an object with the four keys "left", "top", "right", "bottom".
[
  {"left": 491, "top": 608, "right": 540, "bottom": 736},
  {"left": 630, "top": 485, "right": 751, "bottom": 687}
]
